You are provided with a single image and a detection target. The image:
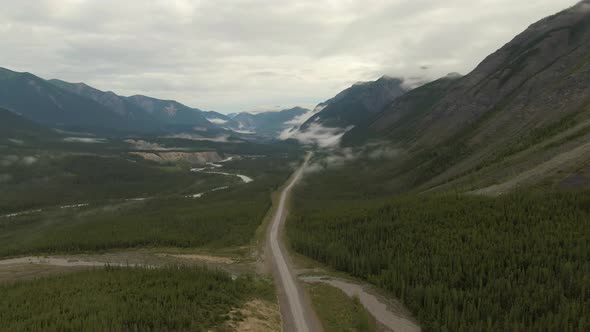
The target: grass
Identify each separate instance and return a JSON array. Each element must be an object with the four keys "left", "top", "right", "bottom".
[
  {"left": 0, "top": 265, "right": 273, "bottom": 331},
  {"left": 306, "top": 282, "right": 378, "bottom": 332}
]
